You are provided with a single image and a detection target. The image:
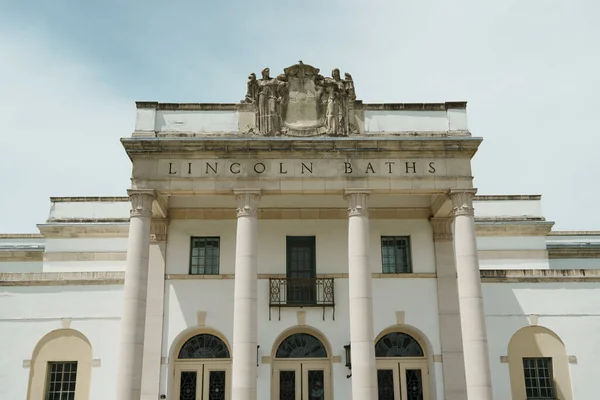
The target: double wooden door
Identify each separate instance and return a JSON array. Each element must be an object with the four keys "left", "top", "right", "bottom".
[
  {"left": 174, "top": 362, "right": 230, "bottom": 400},
  {"left": 273, "top": 361, "right": 331, "bottom": 400},
  {"left": 376, "top": 361, "right": 430, "bottom": 400}
]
